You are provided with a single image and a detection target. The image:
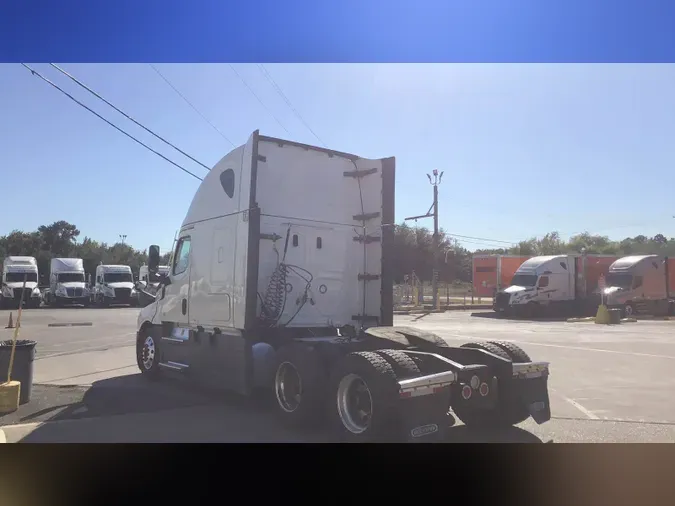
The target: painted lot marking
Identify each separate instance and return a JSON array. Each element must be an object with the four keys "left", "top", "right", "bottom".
[
  {"left": 442, "top": 333, "right": 675, "bottom": 360},
  {"left": 48, "top": 322, "right": 93, "bottom": 327}
]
